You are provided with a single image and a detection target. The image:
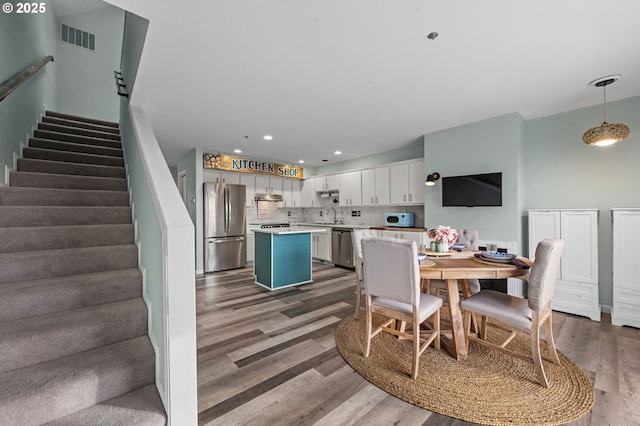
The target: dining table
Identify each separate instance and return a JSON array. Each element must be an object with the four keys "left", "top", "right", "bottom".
[{"left": 419, "top": 252, "right": 531, "bottom": 361}]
